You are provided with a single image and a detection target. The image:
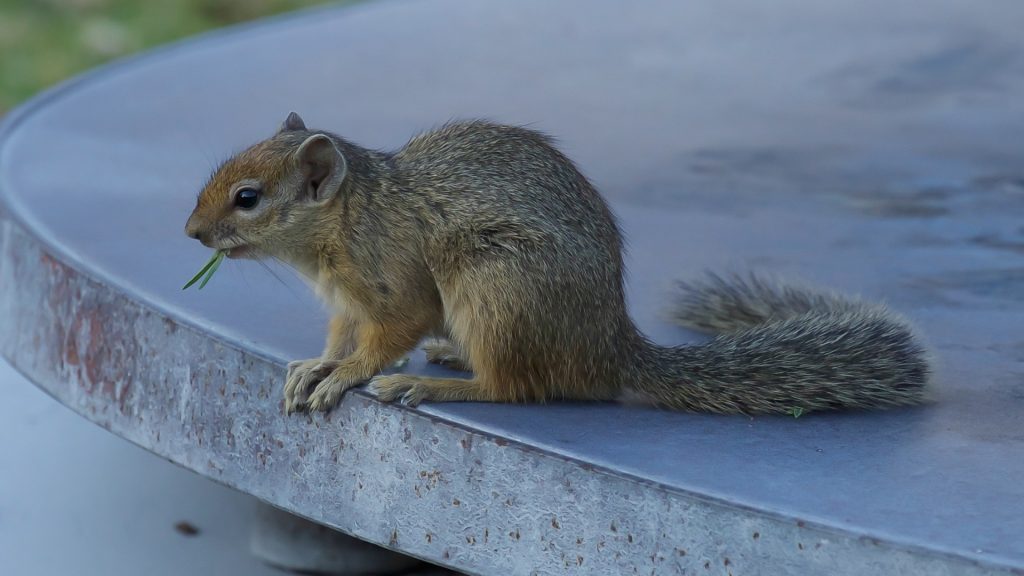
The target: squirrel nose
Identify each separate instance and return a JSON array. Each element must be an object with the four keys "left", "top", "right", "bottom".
[{"left": 184, "top": 217, "right": 207, "bottom": 243}]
